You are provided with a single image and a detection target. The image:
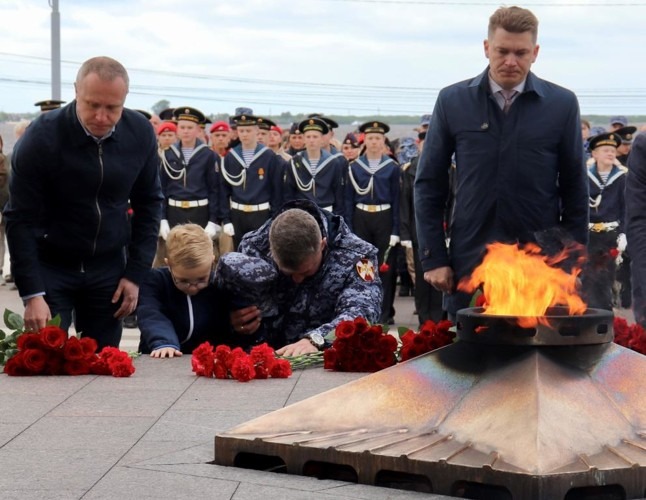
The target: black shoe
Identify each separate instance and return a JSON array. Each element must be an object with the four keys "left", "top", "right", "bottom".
[
  {"left": 4, "top": 274, "right": 14, "bottom": 283},
  {"left": 123, "top": 315, "right": 138, "bottom": 329},
  {"left": 398, "top": 286, "right": 411, "bottom": 297}
]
